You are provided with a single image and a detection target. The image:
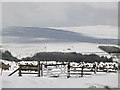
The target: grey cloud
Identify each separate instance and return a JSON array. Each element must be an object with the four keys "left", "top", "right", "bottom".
[{"left": 2, "top": 2, "right": 118, "bottom": 27}]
